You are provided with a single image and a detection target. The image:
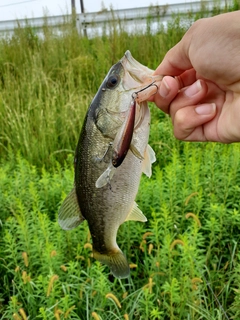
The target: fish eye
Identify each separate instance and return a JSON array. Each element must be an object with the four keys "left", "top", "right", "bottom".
[{"left": 106, "top": 74, "right": 120, "bottom": 89}]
